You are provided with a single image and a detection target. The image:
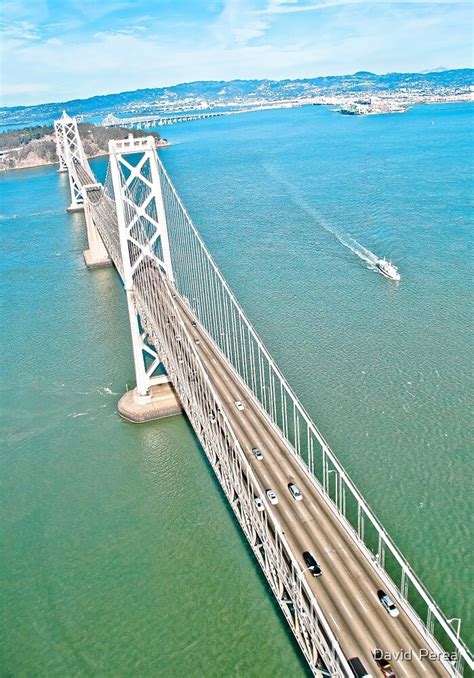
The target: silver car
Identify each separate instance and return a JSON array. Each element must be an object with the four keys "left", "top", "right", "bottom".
[
  {"left": 288, "top": 483, "right": 303, "bottom": 501},
  {"left": 378, "top": 590, "right": 399, "bottom": 618}
]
